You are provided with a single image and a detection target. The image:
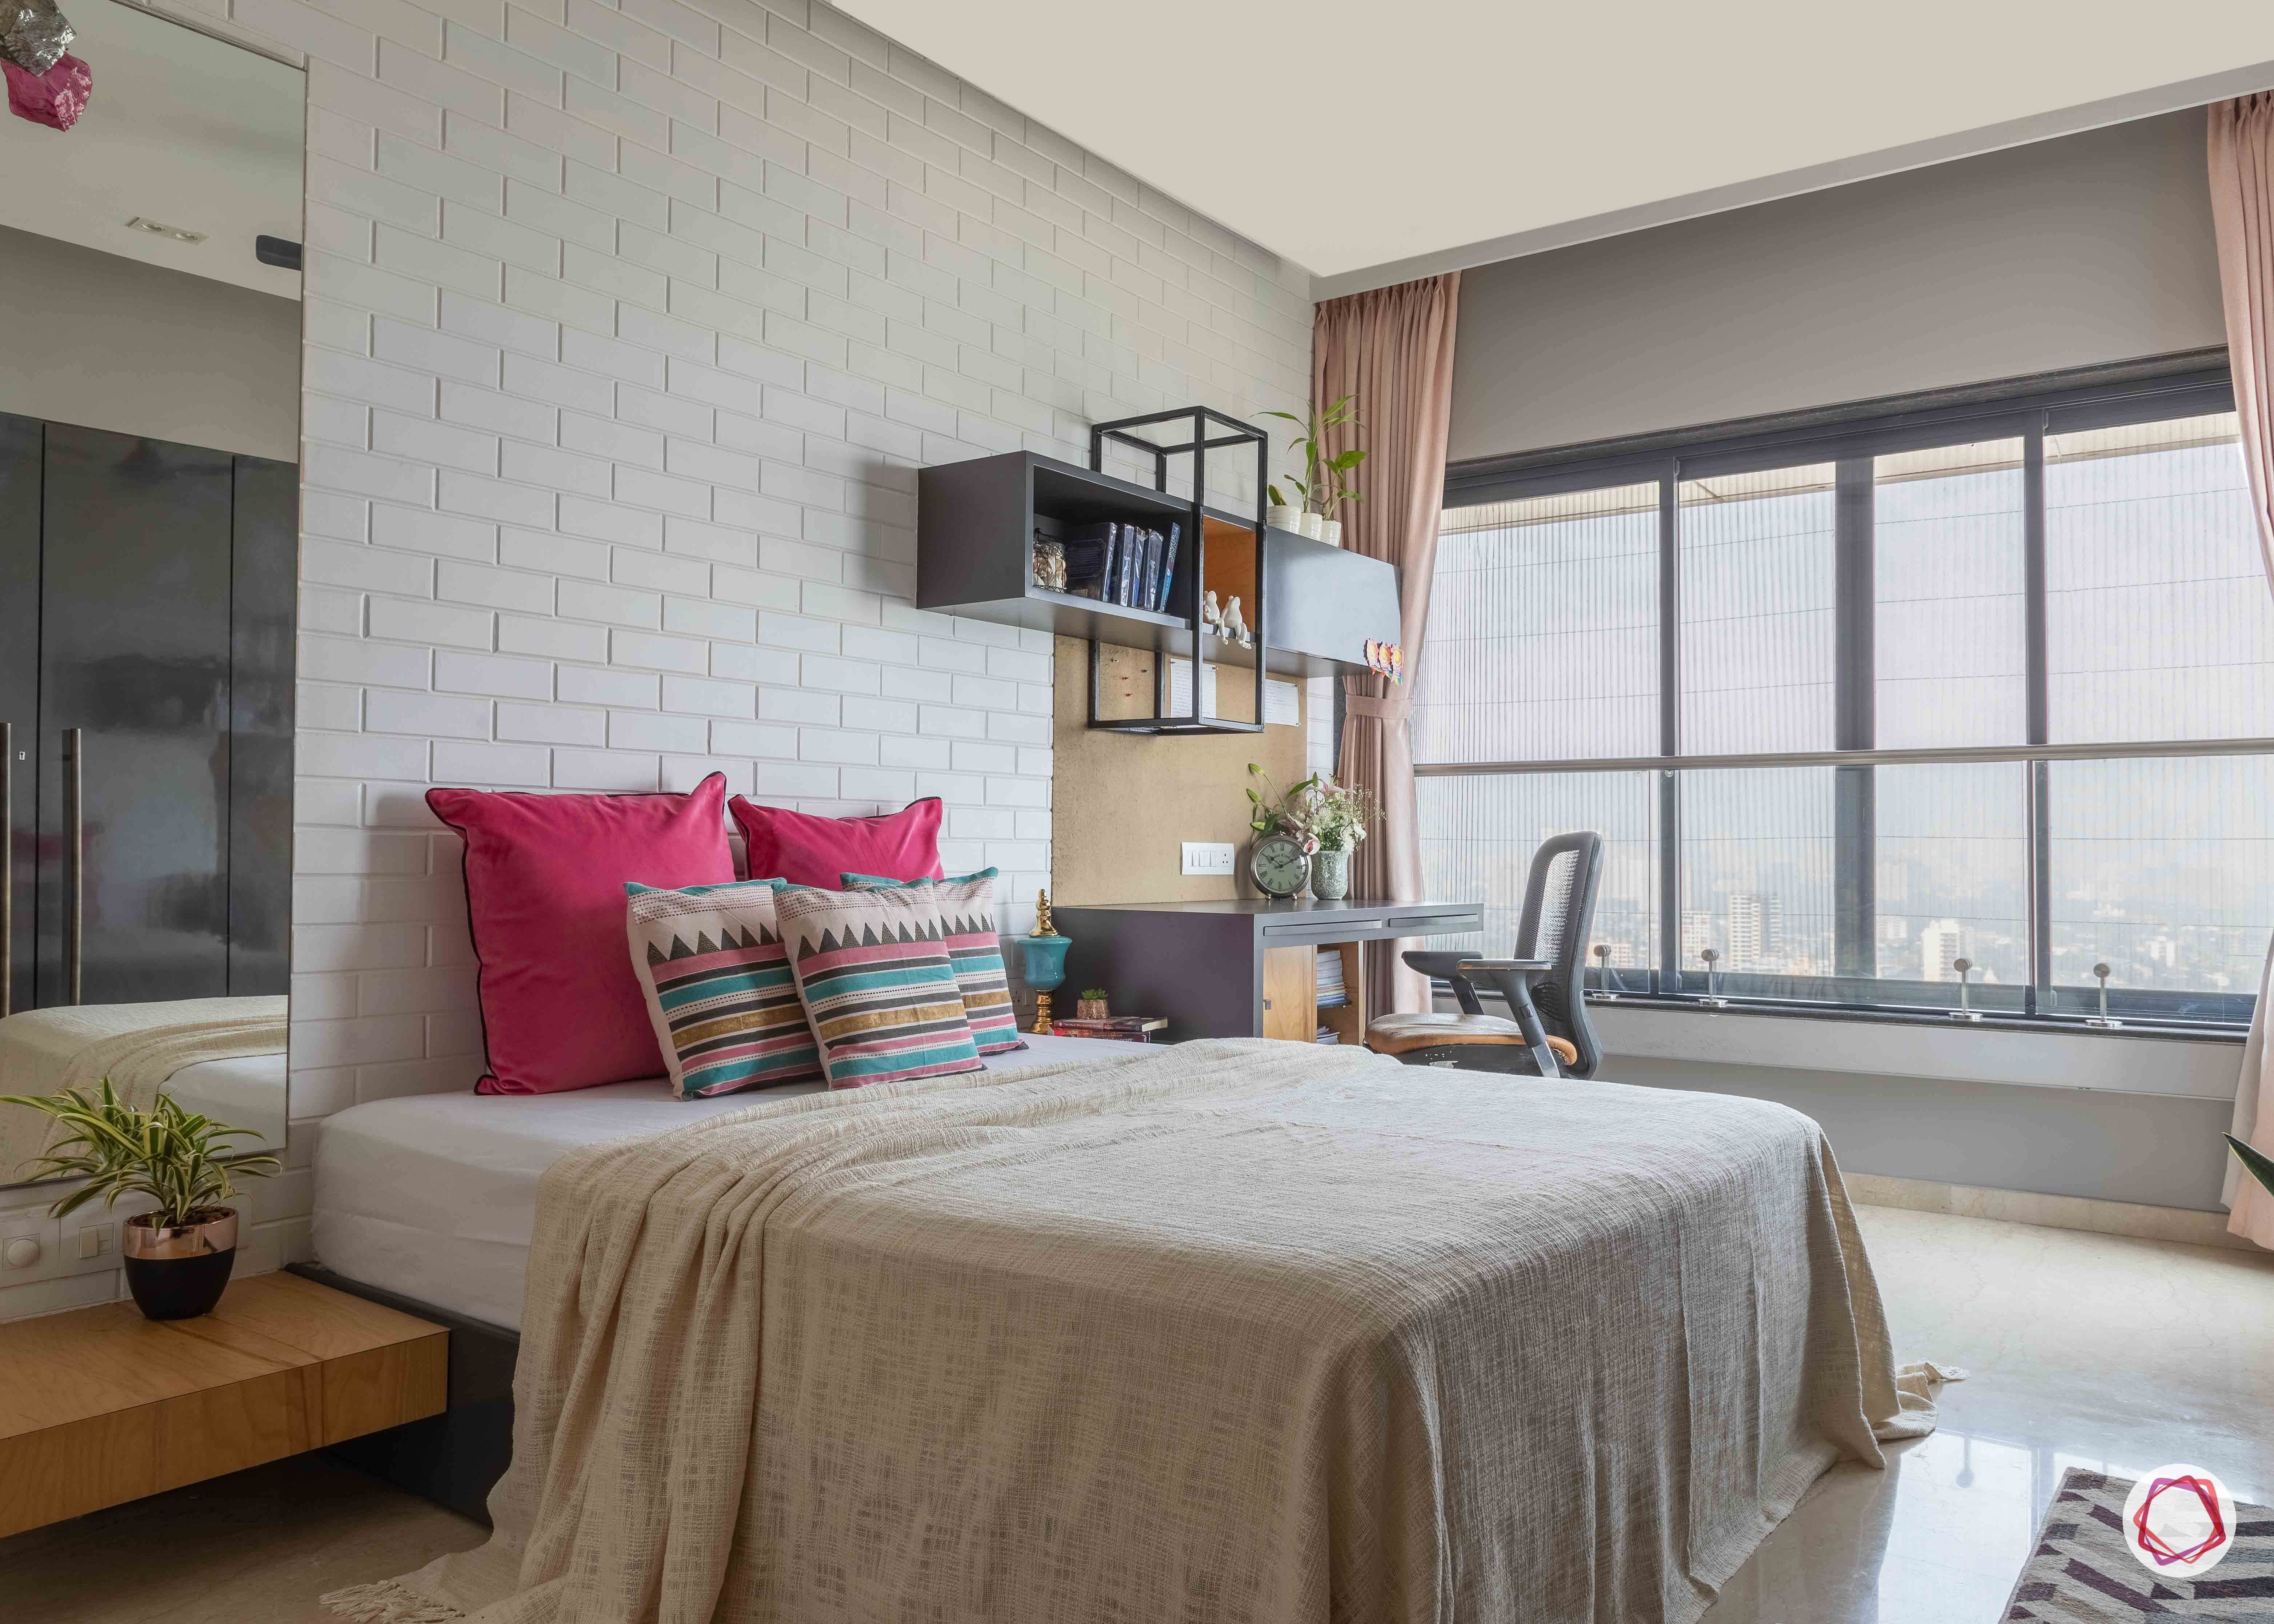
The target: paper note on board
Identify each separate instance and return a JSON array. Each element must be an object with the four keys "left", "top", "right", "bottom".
[{"left": 1164, "top": 661, "right": 1300, "bottom": 726}]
